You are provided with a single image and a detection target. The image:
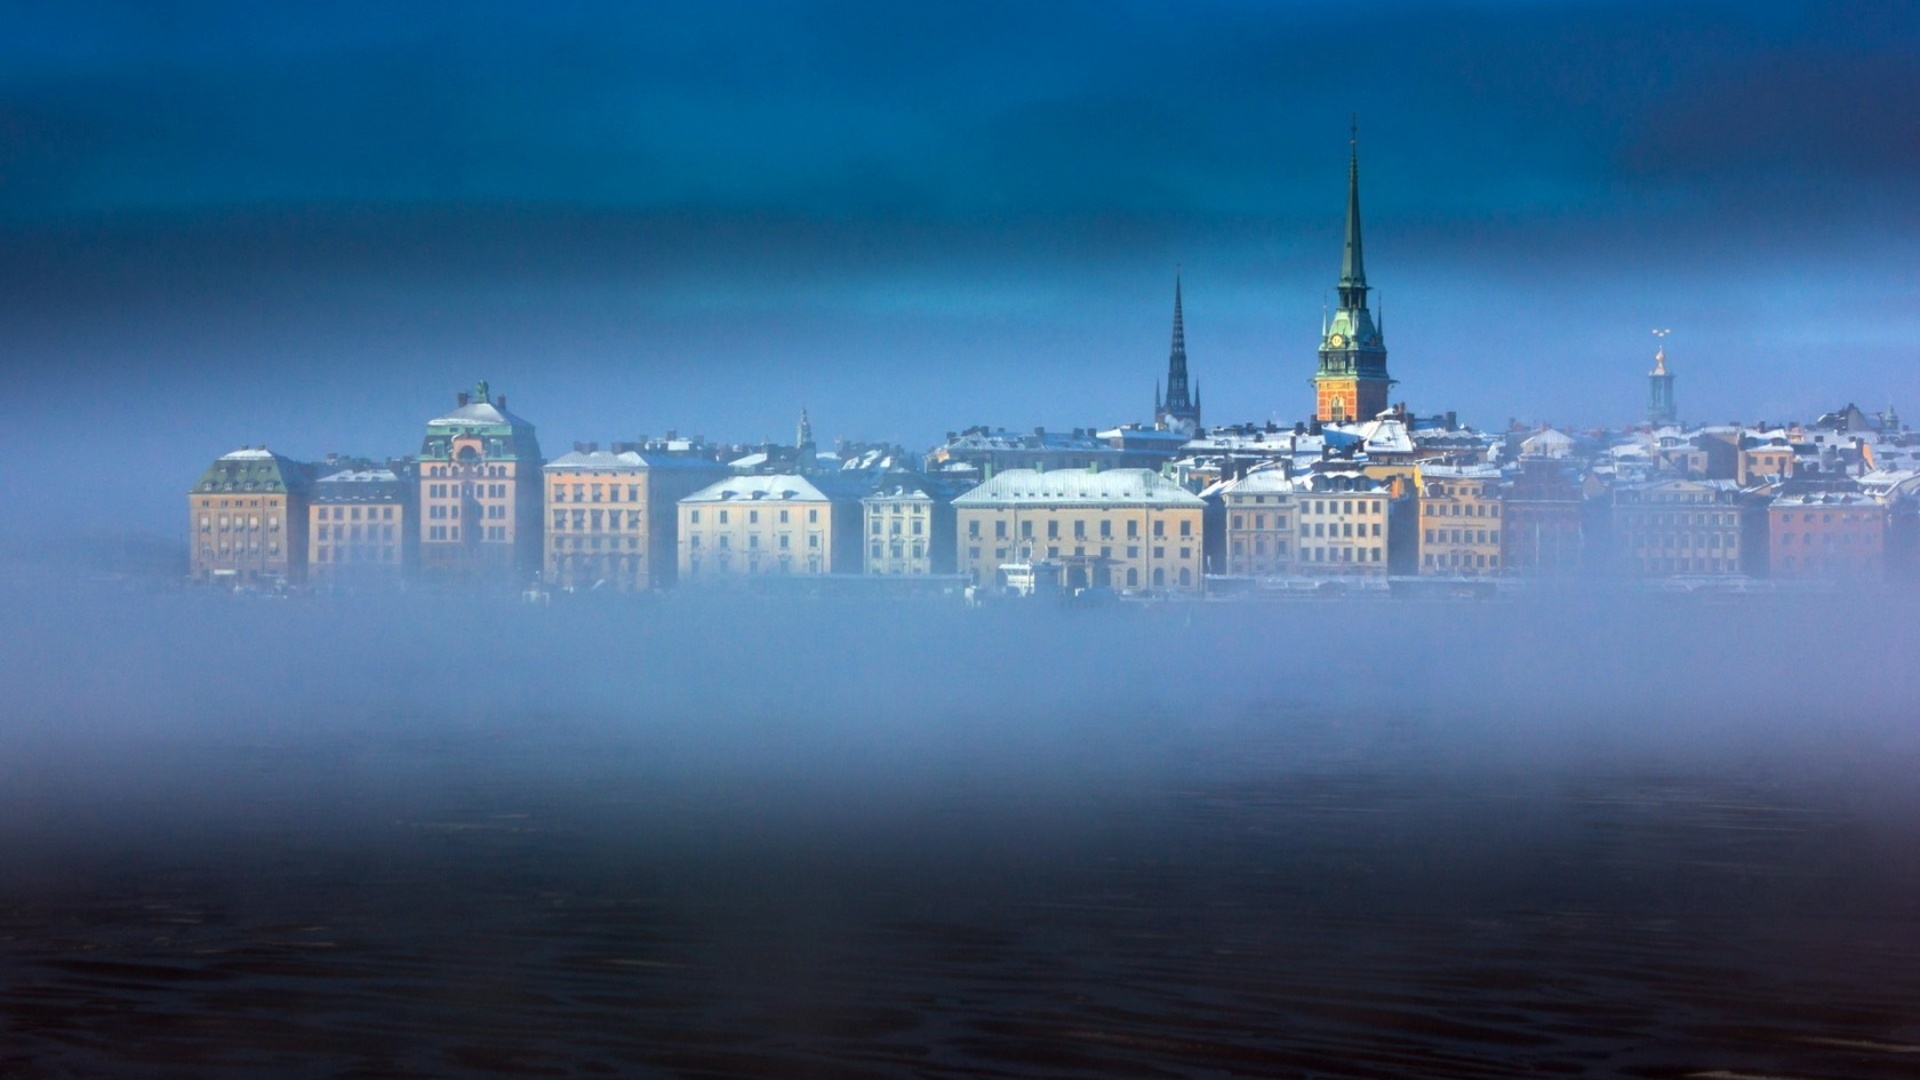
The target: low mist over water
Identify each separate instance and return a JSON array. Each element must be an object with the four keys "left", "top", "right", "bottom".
[{"left": 3, "top": 586, "right": 1918, "bottom": 1076}]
